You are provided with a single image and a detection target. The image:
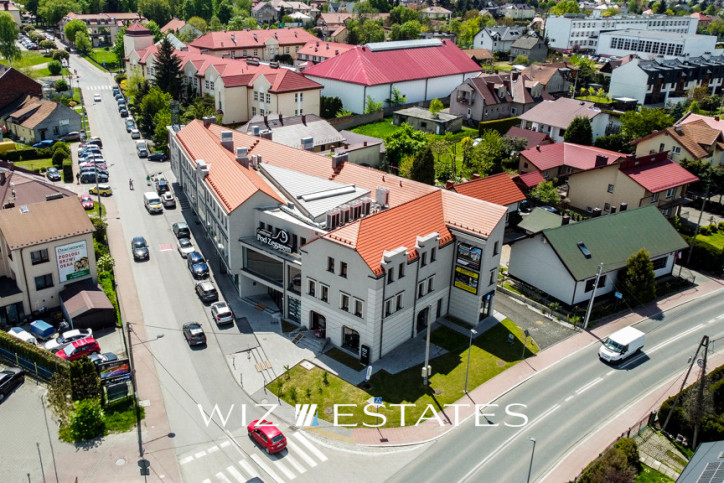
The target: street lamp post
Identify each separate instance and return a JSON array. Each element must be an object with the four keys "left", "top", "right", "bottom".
[
  {"left": 526, "top": 437, "right": 536, "bottom": 483},
  {"left": 464, "top": 328, "right": 478, "bottom": 394}
]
